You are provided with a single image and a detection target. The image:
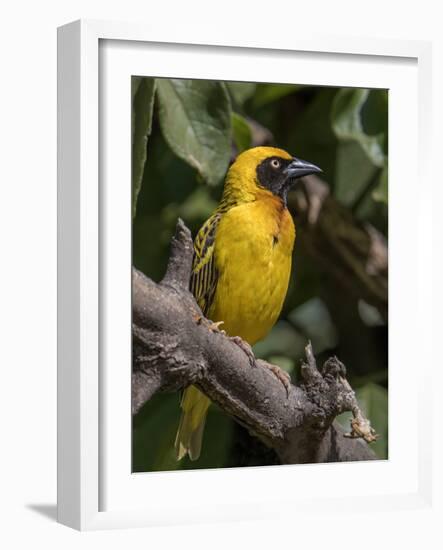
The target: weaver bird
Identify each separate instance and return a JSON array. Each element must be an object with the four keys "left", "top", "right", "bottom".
[{"left": 175, "top": 146, "right": 322, "bottom": 461}]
